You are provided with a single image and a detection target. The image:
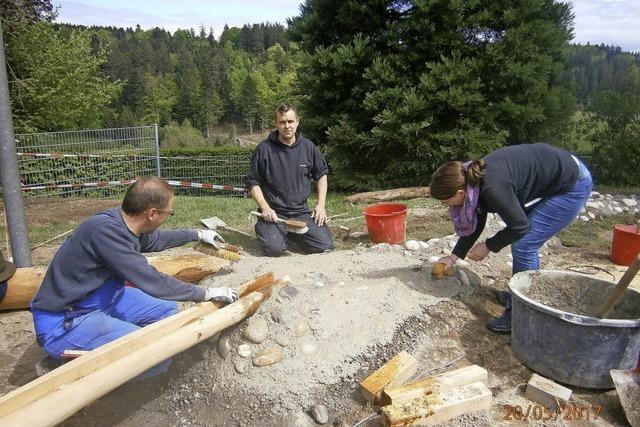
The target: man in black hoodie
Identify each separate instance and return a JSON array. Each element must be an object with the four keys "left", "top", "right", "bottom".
[{"left": 246, "top": 104, "right": 334, "bottom": 256}]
